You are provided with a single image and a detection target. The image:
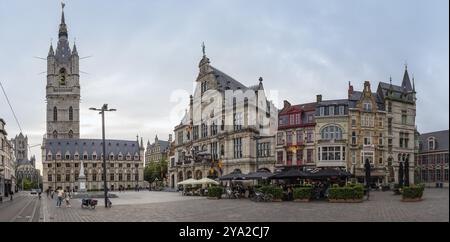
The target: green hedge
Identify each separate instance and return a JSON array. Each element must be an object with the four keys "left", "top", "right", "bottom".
[
  {"left": 207, "top": 186, "right": 223, "bottom": 198},
  {"left": 257, "top": 186, "right": 283, "bottom": 200},
  {"left": 293, "top": 187, "right": 313, "bottom": 200},
  {"left": 328, "top": 184, "right": 364, "bottom": 200},
  {"left": 402, "top": 184, "right": 425, "bottom": 199}
]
